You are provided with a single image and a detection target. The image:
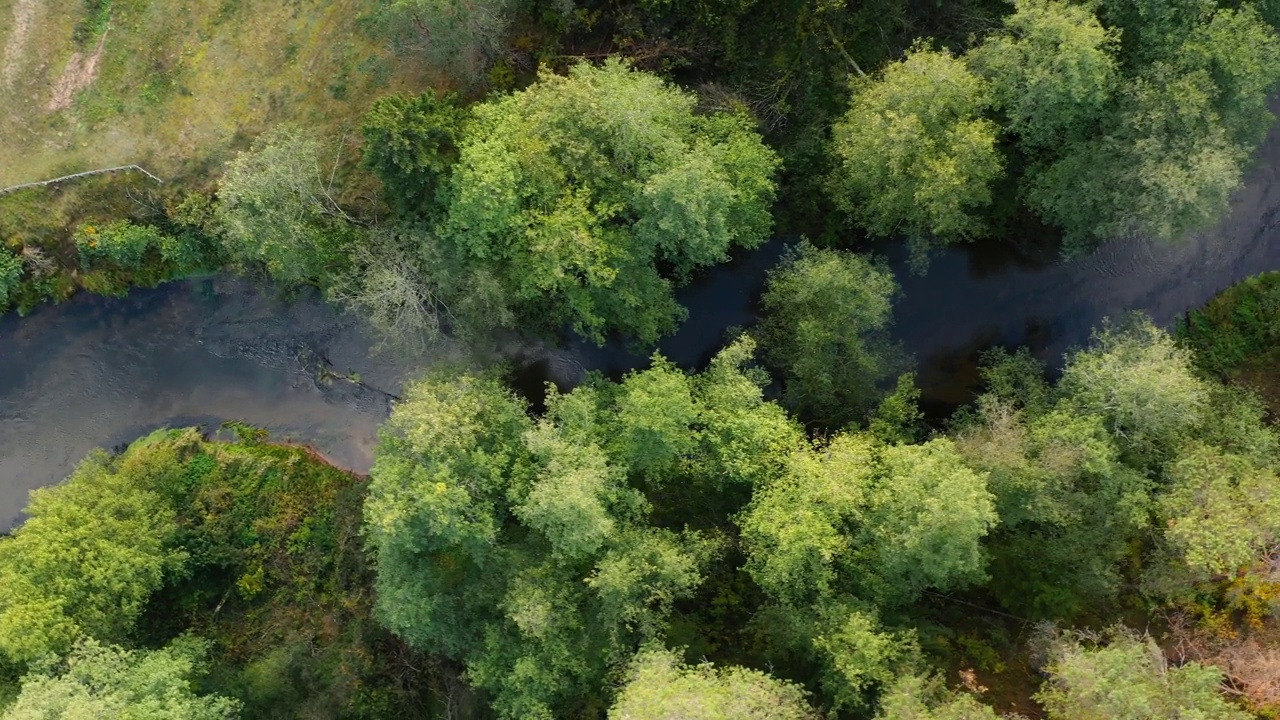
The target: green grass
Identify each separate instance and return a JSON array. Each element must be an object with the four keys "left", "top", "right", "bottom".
[{"left": 0, "top": 0, "right": 441, "bottom": 190}]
